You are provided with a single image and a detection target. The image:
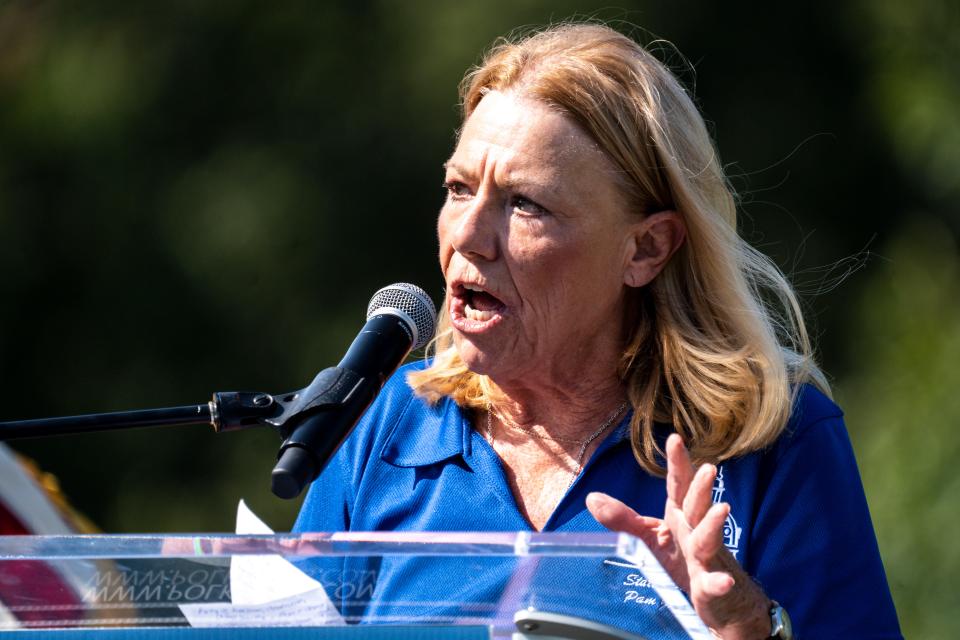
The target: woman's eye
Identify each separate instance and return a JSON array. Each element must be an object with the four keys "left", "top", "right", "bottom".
[
  {"left": 443, "top": 181, "right": 471, "bottom": 199},
  {"left": 511, "top": 195, "right": 548, "bottom": 216}
]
